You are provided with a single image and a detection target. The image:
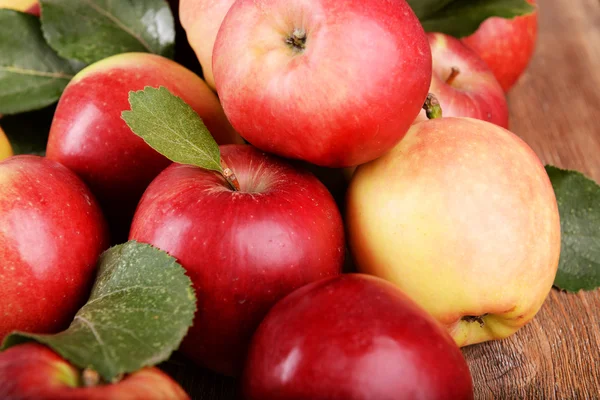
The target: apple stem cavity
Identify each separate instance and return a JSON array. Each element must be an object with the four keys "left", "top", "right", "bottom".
[
  {"left": 462, "top": 314, "right": 487, "bottom": 327},
  {"left": 446, "top": 67, "right": 461, "bottom": 86},
  {"left": 422, "top": 93, "right": 443, "bottom": 120},
  {"left": 285, "top": 28, "right": 307, "bottom": 52},
  {"left": 220, "top": 158, "right": 241, "bottom": 191}
]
